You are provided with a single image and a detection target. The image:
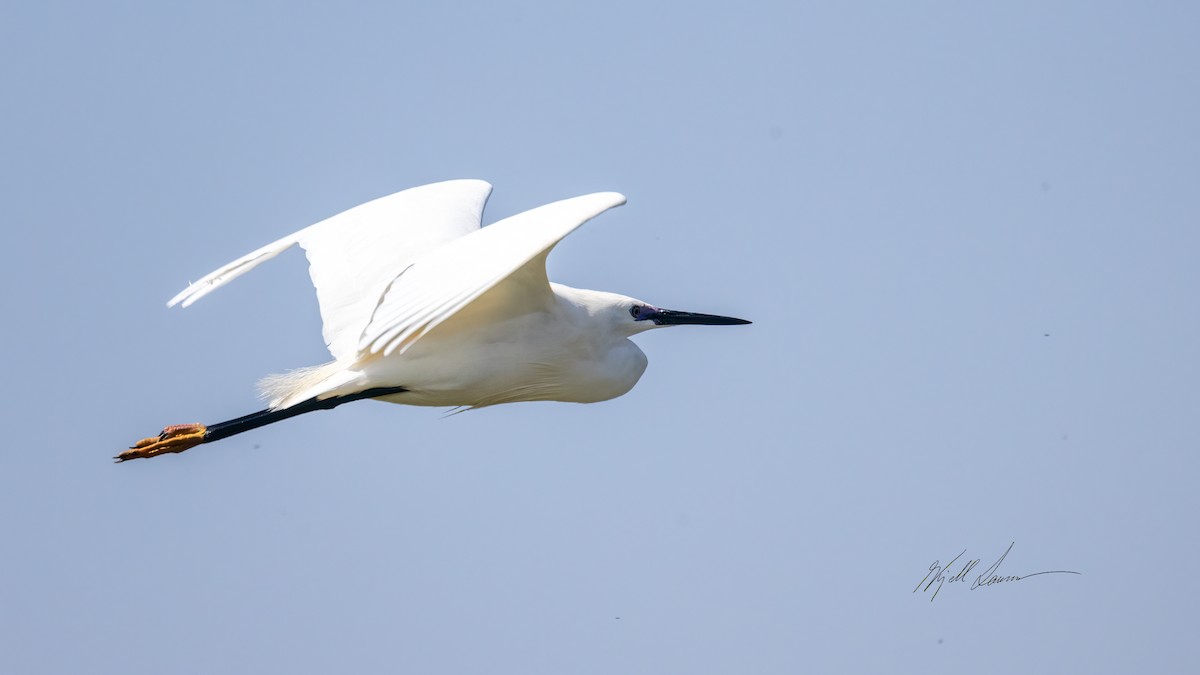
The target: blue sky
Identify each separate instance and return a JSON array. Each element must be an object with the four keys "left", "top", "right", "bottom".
[{"left": 2, "top": 1, "right": 1198, "bottom": 673}]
